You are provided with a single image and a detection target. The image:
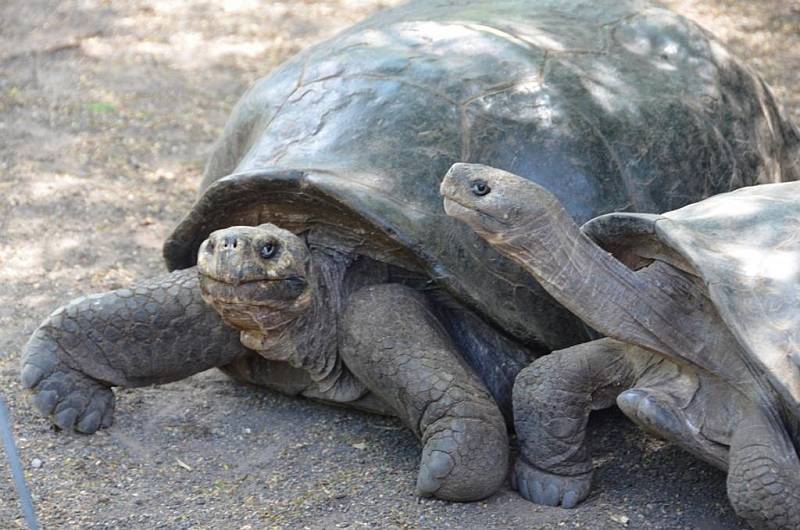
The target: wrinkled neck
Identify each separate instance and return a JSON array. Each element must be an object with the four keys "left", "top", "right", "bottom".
[
  {"left": 492, "top": 206, "right": 784, "bottom": 412},
  {"left": 309, "top": 247, "right": 351, "bottom": 317},
  {"left": 491, "top": 206, "right": 666, "bottom": 351},
  {"left": 245, "top": 247, "right": 350, "bottom": 385}
]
